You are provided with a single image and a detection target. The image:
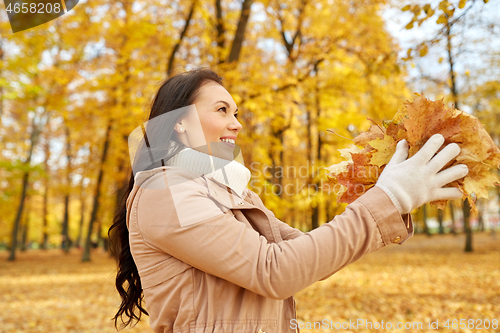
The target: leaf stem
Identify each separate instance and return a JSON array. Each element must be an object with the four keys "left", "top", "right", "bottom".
[
  {"left": 366, "top": 118, "right": 386, "bottom": 134},
  {"left": 326, "top": 129, "right": 354, "bottom": 141}
]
